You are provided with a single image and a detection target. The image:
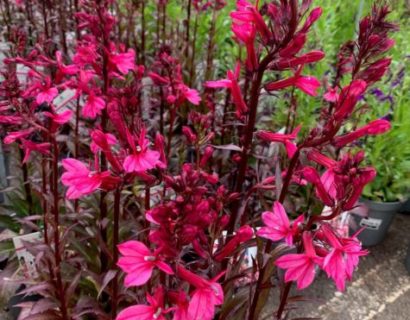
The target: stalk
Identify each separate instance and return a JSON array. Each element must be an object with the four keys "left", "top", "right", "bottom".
[
  {"left": 166, "top": 108, "right": 176, "bottom": 158},
  {"left": 247, "top": 148, "right": 301, "bottom": 320},
  {"left": 140, "top": 0, "right": 146, "bottom": 65},
  {"left": 188, "top": 13, "right": 198, "bottom": 86},
  {"left": 18, "top": 149, "right": 33, "bottom": 217},
  {"left": 51, "top": 137, "right": 68, "bottom": 320},
  {"left": 227, "top": 53, "right": 275, "bottom": 233},
  {"left": 111, "top": 187, "right": 121, "bottom": 318},
  {"left": 96, "top": 3, "right": 110, "bottom": 273},
  {"left": 204, "top": 7, "right": 217, "bottom": 82},
  {"left": 185, "top": 0, "right": 192, "bottom": 66}
]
